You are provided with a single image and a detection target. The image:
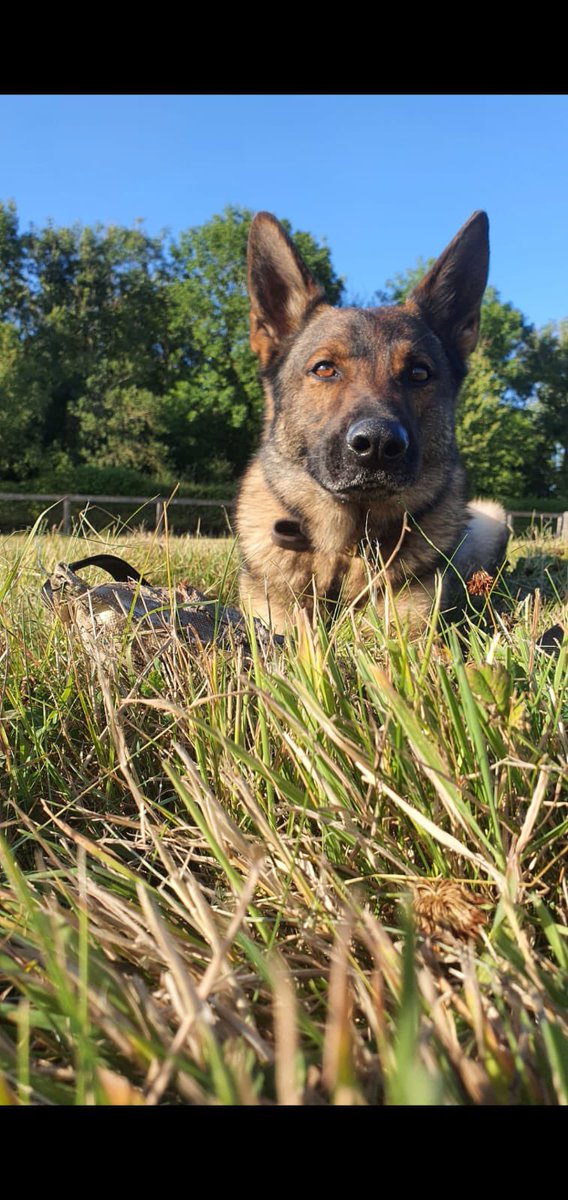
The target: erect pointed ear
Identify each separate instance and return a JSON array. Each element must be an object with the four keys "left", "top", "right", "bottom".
[
  {"left": 247, "top": 212, "right": 325, "bottom": 366},
  {"left": 409, "top": 212, "right": 489, "bottom": 363}
]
